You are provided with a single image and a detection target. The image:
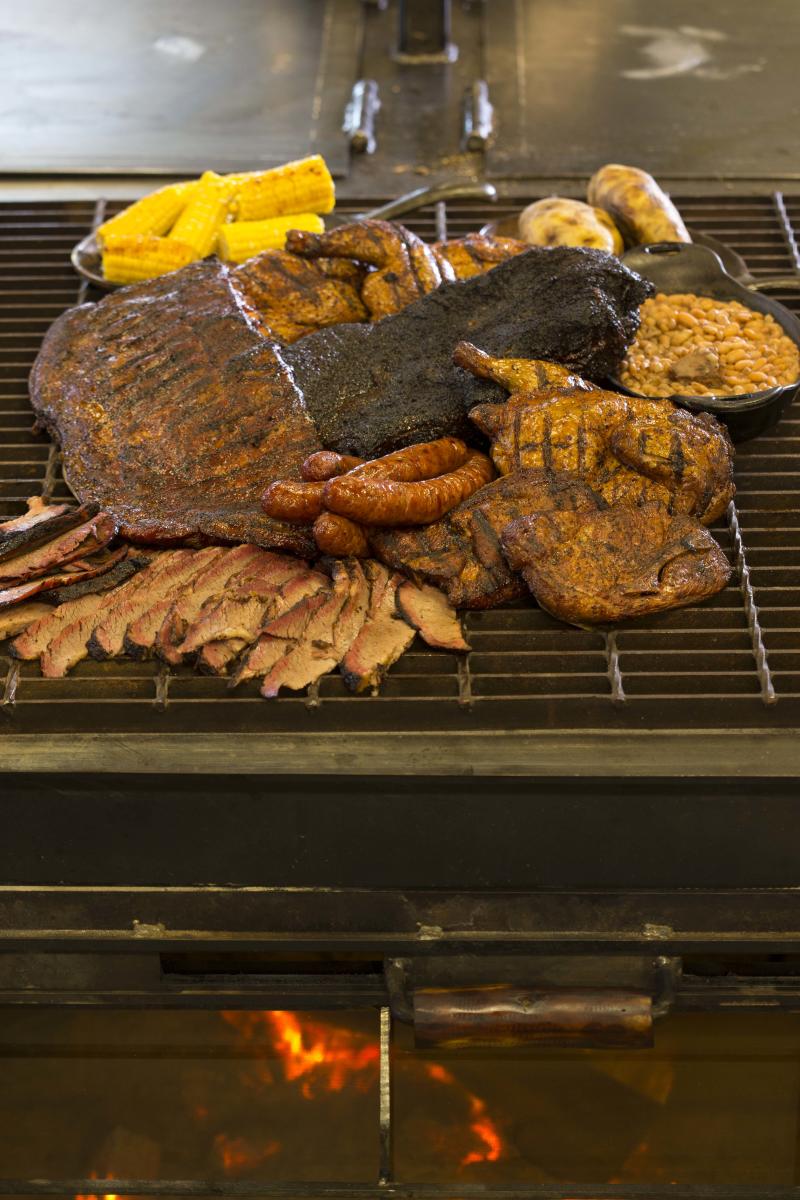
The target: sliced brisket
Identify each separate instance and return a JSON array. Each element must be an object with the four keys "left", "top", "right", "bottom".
[
  {"left": 0, "top": 602, "right": 53, "bottom": 642},
  {"left": 0, "top": 511, "right": 117, "bottom": 585},
  {"left": 40, "top": 593, "right": 115, "bottom": 678},
  {"left": 12, "top": 589, "right": 114, "bottom": 661},
  {"left": 0, "top": 499, "right": 97, "bottom": 564},
  {"left": 340, "top": 566, "right": 415, "bottom": 693},
  {"left": 0, "top": 545, "right": 130, "bottom": 611},
  {"left": 124, "top": 547, "right": 226, "bottom": 658},
  {"left": 88, "top": 551, "right": 185, "bottom": 659},
  {"left": 395, "top": 581, "right": 470, "bottom": 652}
]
